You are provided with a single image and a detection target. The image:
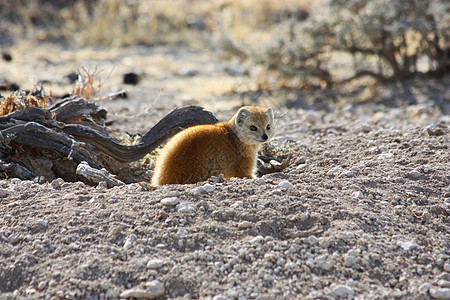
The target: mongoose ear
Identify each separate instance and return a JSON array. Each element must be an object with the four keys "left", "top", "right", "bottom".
[
  {"left": 266, "top": 108, "right": 274, "bottom": 122},
  {"left": 236, "top": 107, "right": 251, "bottom": 125}
]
